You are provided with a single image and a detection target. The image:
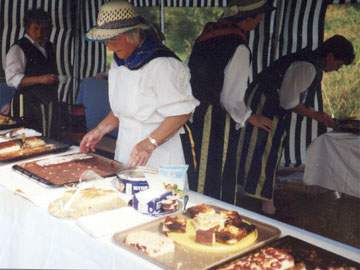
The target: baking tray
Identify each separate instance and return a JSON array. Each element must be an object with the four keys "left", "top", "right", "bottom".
[
  {"left": 12, "top": 152, "right": 126, "bottom": 186},
  {"left": 211, "top": 235, "right": 360, "bottom": 269},
  {"left": 112, "top": 204, "right": 281, "bottom": 270},
  {"left": 334, "top": 119, "right": 360, "bottom": 134},
  {"left": 0, "top": 137, "right": 70, "bottom": 162},
  {"left": 0, "top": 115, "right": 23, "bottom": 130}
]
